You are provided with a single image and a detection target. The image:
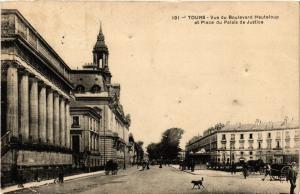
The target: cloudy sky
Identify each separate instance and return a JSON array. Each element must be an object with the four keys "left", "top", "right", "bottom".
[{"left": 2, "top": 2, "right": 299, "bottom": 148}]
